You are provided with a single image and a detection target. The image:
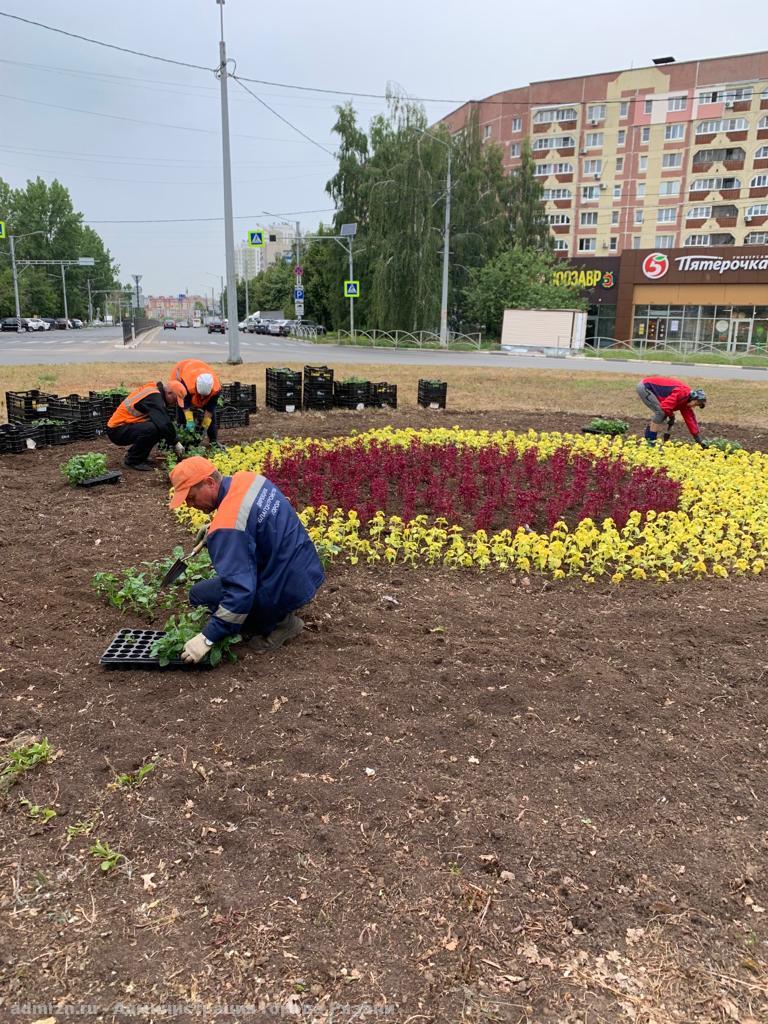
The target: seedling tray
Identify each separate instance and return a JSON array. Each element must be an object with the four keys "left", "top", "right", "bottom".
[
  {"left": 77, "top": 471, "right": 122, "bottom": 488},
  {"left": 100, "top": 628, "right": 211, "bottom": 670}
]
